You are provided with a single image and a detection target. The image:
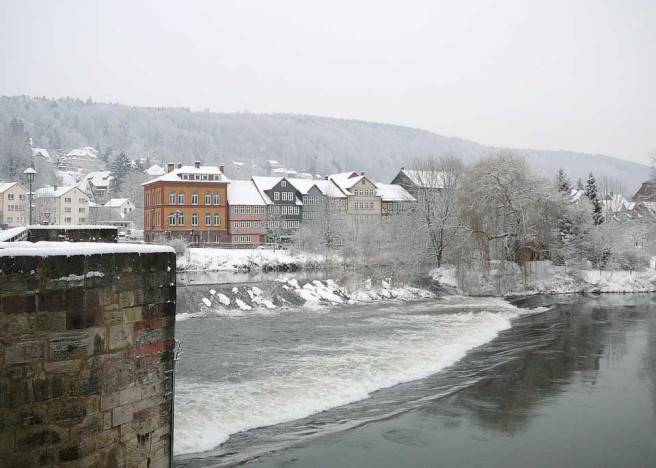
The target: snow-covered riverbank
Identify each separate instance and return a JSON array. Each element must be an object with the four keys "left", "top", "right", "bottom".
[
  {"left": 432, "top": 260, "right": 656, "bottom": 296},
  {"left": 177, "top": 278, "right": 434, "bottom": 321},
  {"left": 177, "top": 247, "right": 340, "bottom": 272}
]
